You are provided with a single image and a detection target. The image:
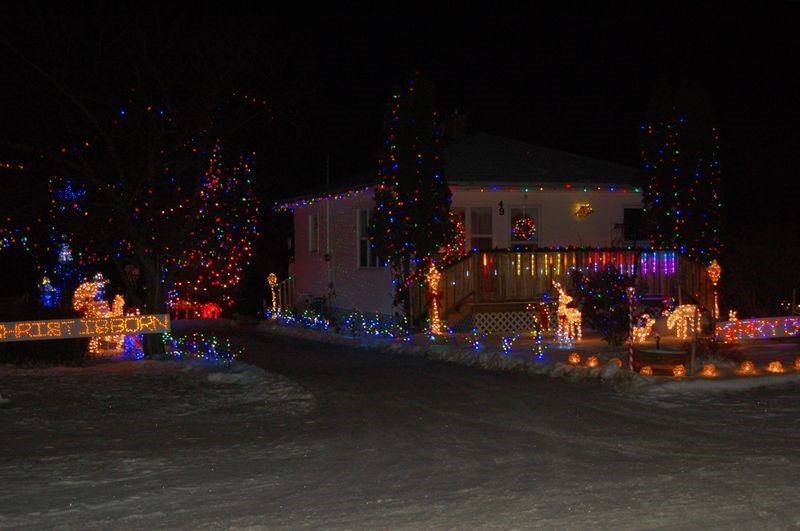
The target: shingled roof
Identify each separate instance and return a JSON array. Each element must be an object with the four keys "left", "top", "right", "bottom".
[
  {"left": 274, "top": 132, "right": 643, "bottom": 211},
  {"left": 443, "top": 132, "right": 642, "bottom": 187}
]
